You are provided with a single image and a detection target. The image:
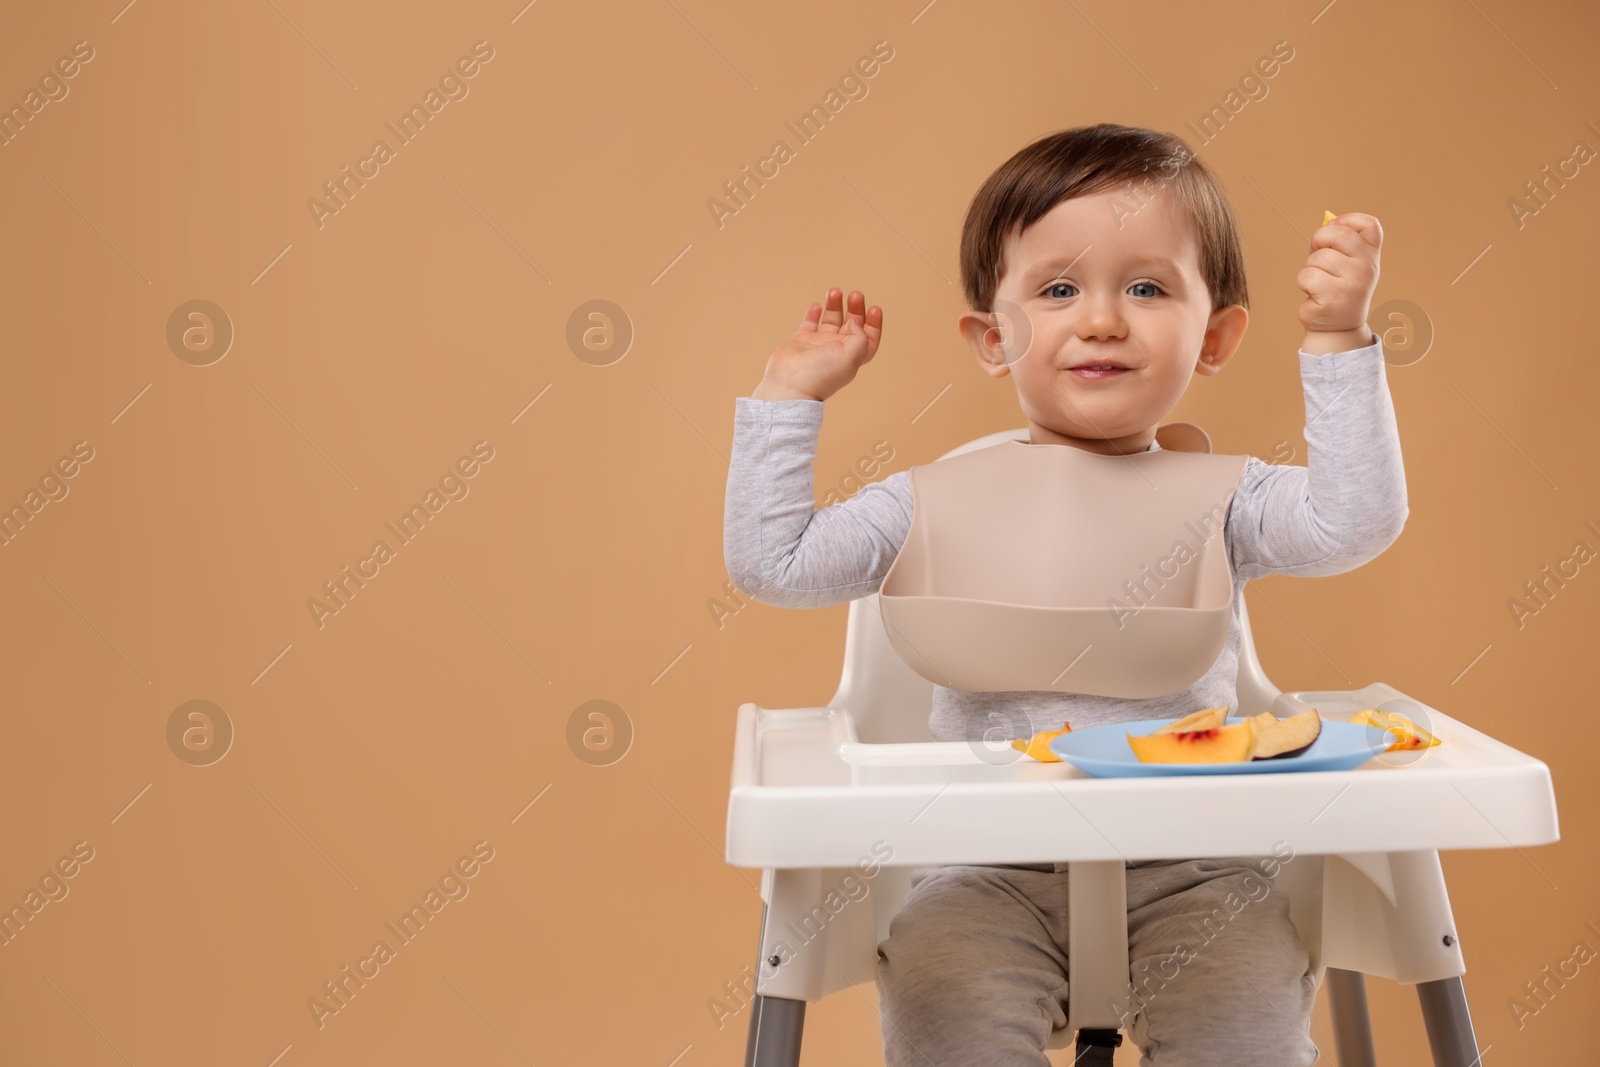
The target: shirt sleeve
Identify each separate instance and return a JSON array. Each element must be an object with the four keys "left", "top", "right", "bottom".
[
  {"left": 723, "top": 396, "right": 914, "bottom": 609},
  {"left": 1225, "top": 337, "right": 1410, "bottom": 580}
]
